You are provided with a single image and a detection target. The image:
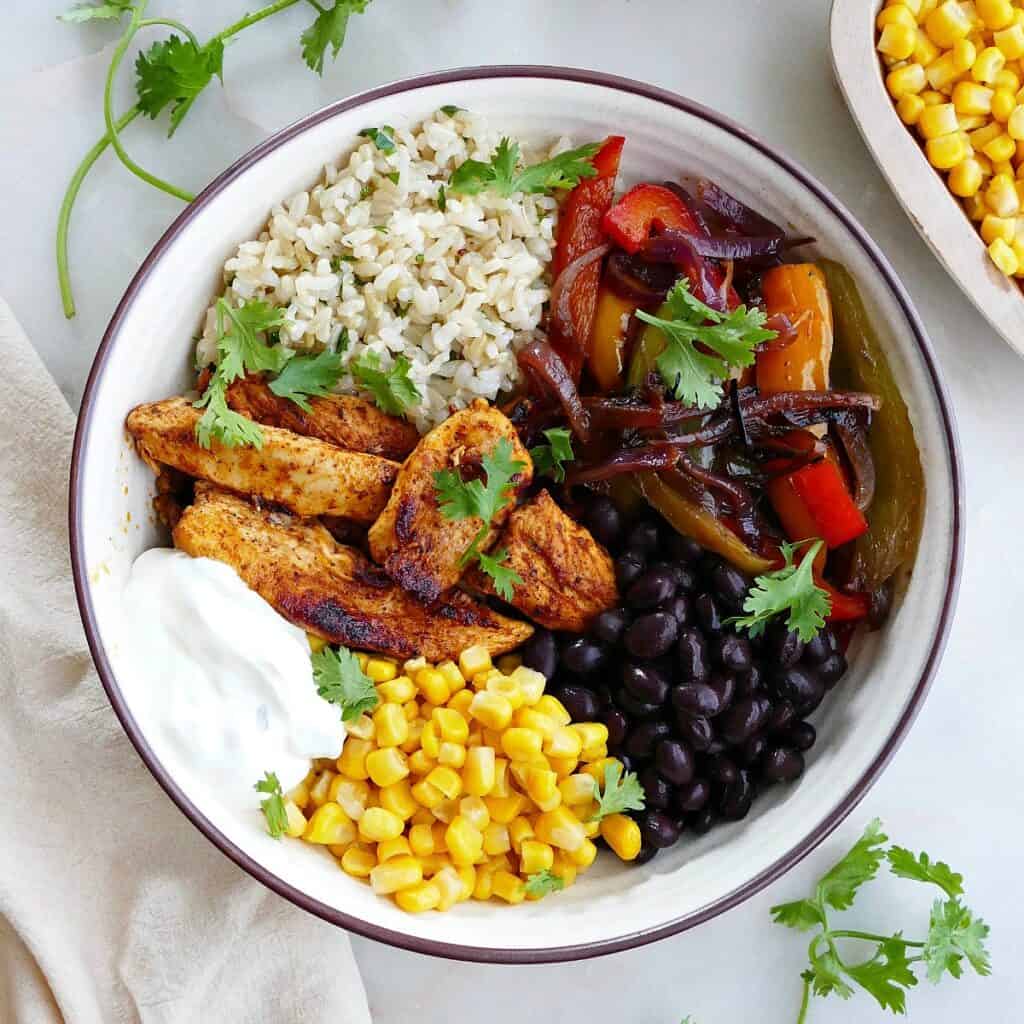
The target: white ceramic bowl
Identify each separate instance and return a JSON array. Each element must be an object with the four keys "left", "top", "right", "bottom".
[{"left": 70, "top": 67, "right": 963, "bottom": 963}]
